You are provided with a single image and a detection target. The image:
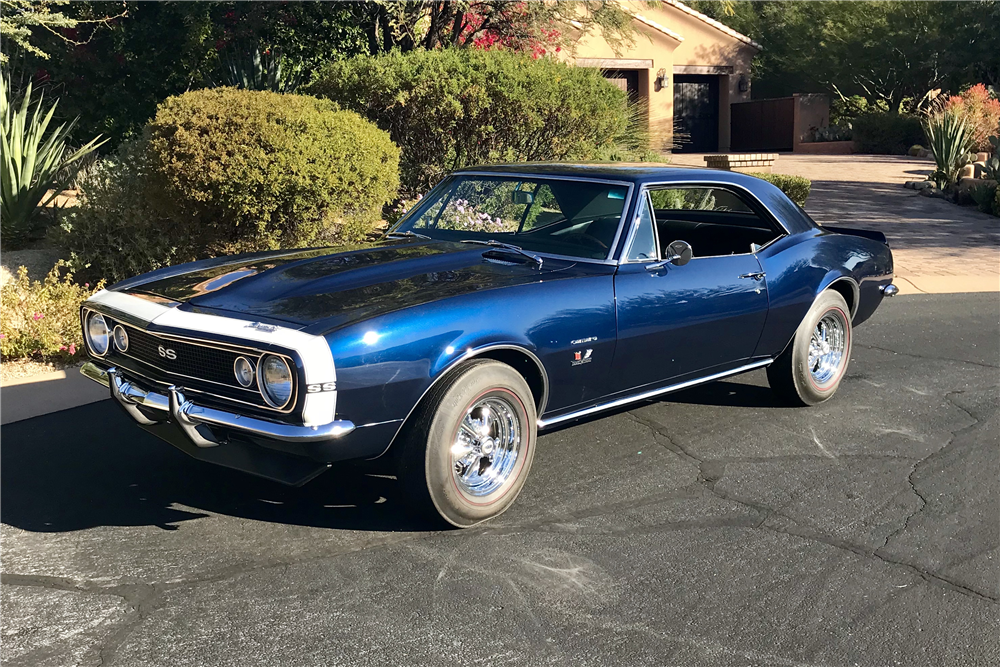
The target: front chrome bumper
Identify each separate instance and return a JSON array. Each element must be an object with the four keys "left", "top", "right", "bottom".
[{"left": 81, "top": 362, "right": 355, "bottom": 448}]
